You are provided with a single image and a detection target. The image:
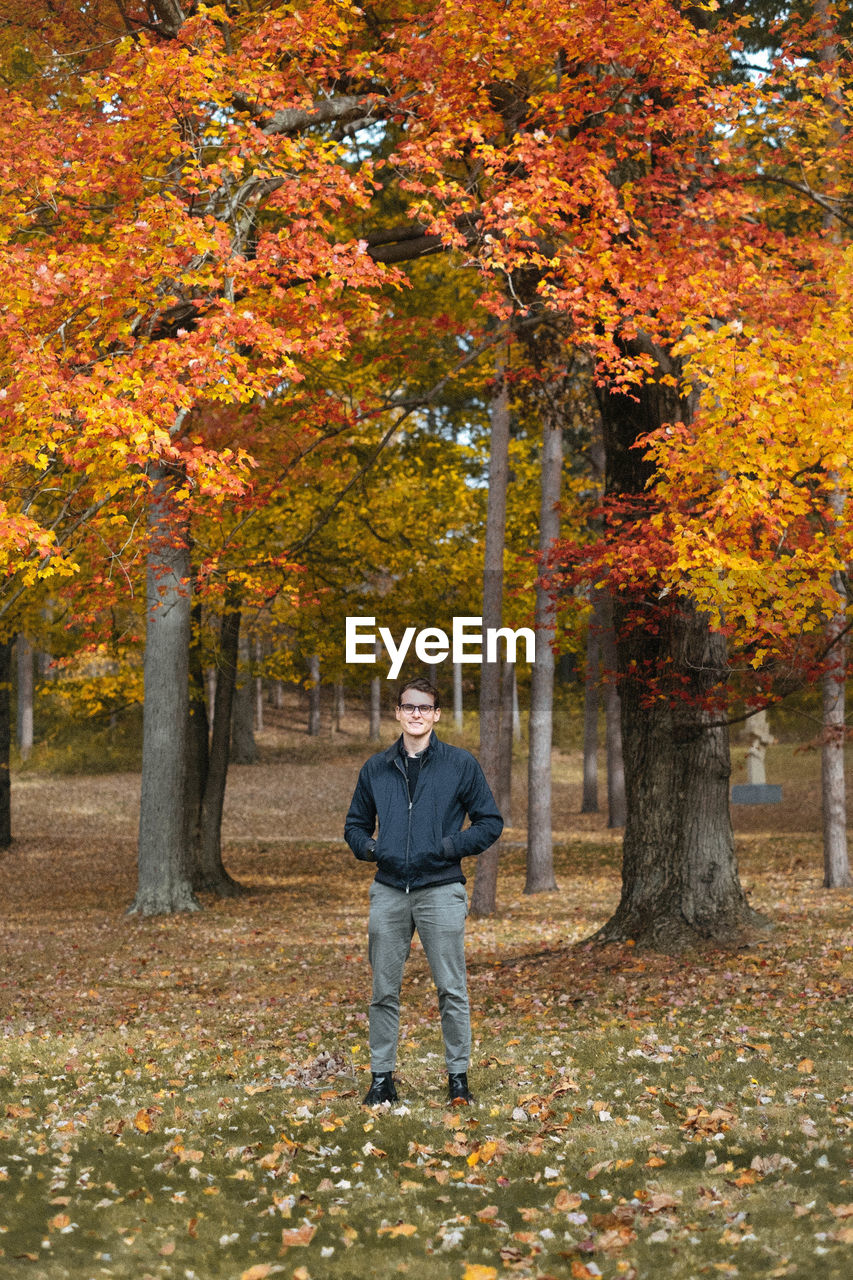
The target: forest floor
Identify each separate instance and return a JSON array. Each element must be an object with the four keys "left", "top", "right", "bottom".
[{"left": 1, "top": 707, "right": 851, "bottom": 1280}]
